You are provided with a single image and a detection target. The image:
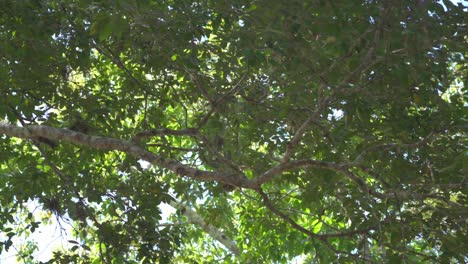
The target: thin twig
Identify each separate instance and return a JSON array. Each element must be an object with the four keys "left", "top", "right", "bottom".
[{"left": 352, "top": 132, "right": 435, "bottom": 164}]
